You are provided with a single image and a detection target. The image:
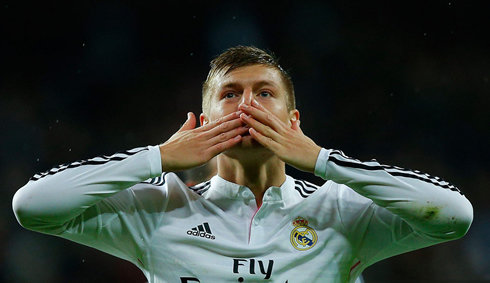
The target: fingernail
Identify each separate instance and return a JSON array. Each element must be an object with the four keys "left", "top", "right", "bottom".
[
  {"left": 239, "top": 103, "right": 248, "bottom": 109},
  {"left": 252, "top": 100, "right": 259, "bottom": 106}
]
